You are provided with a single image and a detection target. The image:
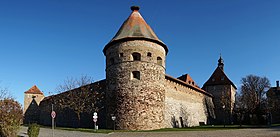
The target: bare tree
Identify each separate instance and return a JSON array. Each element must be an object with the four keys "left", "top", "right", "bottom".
[
  {"left": 0, "top": 86, "right": 11, "bottom": 100},
  {"left": 53, "top": 75, "right": 103, "bottom": 127},
  {"left": 239, "top": 75, "right": 270, "bottom": 124},
  {"left": 55, "top": 75, "right": 92, "bottom": 93},
  {"left": 234, "top": 93, "right": 246, "bottom": 126},
  {"left": 220, "top": 86, "right": 232, "bottom": 126},
  {"left": 240, "top": 75, "right": 270, "bottom": 113}
]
